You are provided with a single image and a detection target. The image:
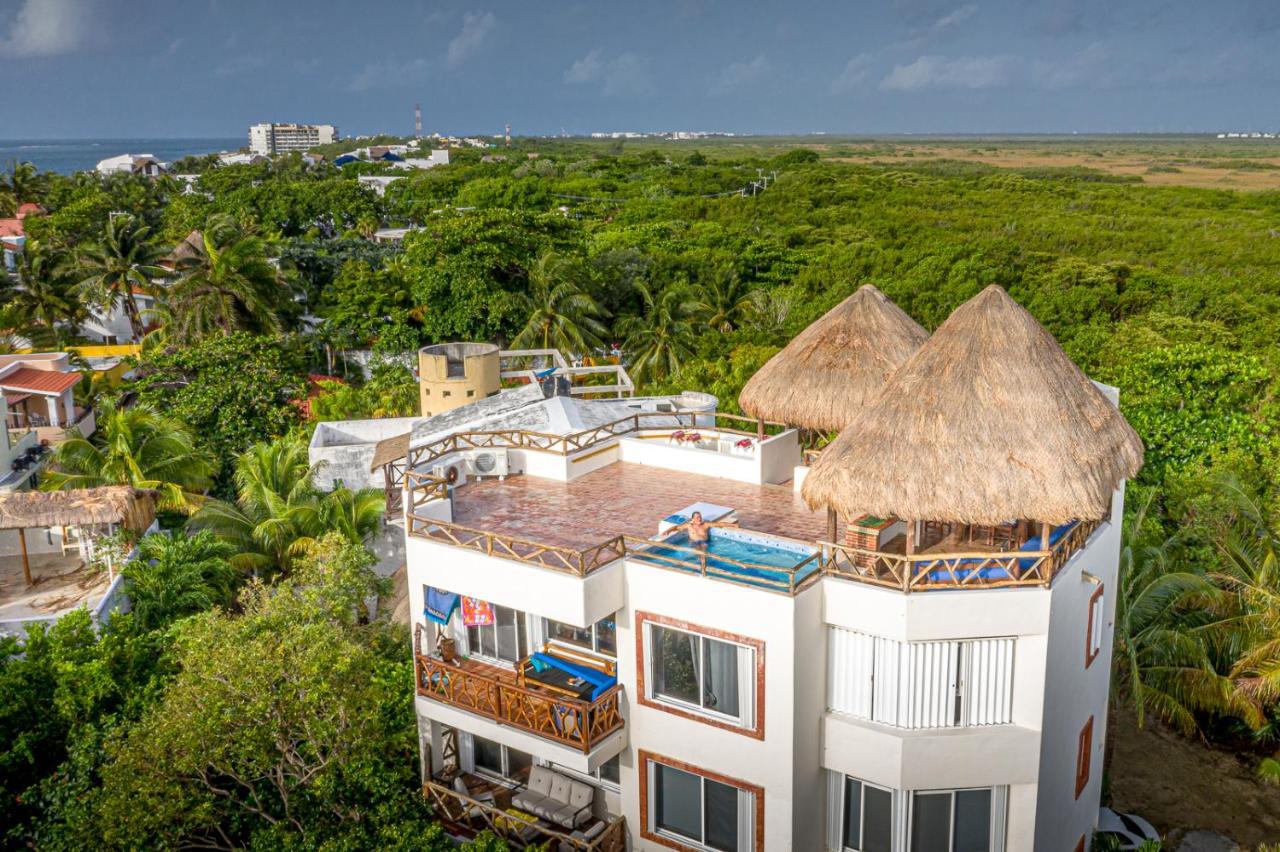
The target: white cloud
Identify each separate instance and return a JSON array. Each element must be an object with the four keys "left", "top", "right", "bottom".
[
  {"left": 831, "top": 53, "right": 876, "bottom": 94},
  {"left": 446, "top": 10, "right": 495, "bottom": 69},
  {"left": 934, "top": 4, "right": 978, "bottom": 31},
  {"left": 710, "top": 54, "right": 770, "bottom": 95},
  {"left": 347, "top": 57, "right": 430, "bottom": 92},
  {"left": 564, "top": 49, "right": 653, "bottom": 96},
  {"left": 0, "top": 0, "right": 89, "bottom": 58},
  {"left": 881, "top": 54, "right": 1015, "bottom": 90}
]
